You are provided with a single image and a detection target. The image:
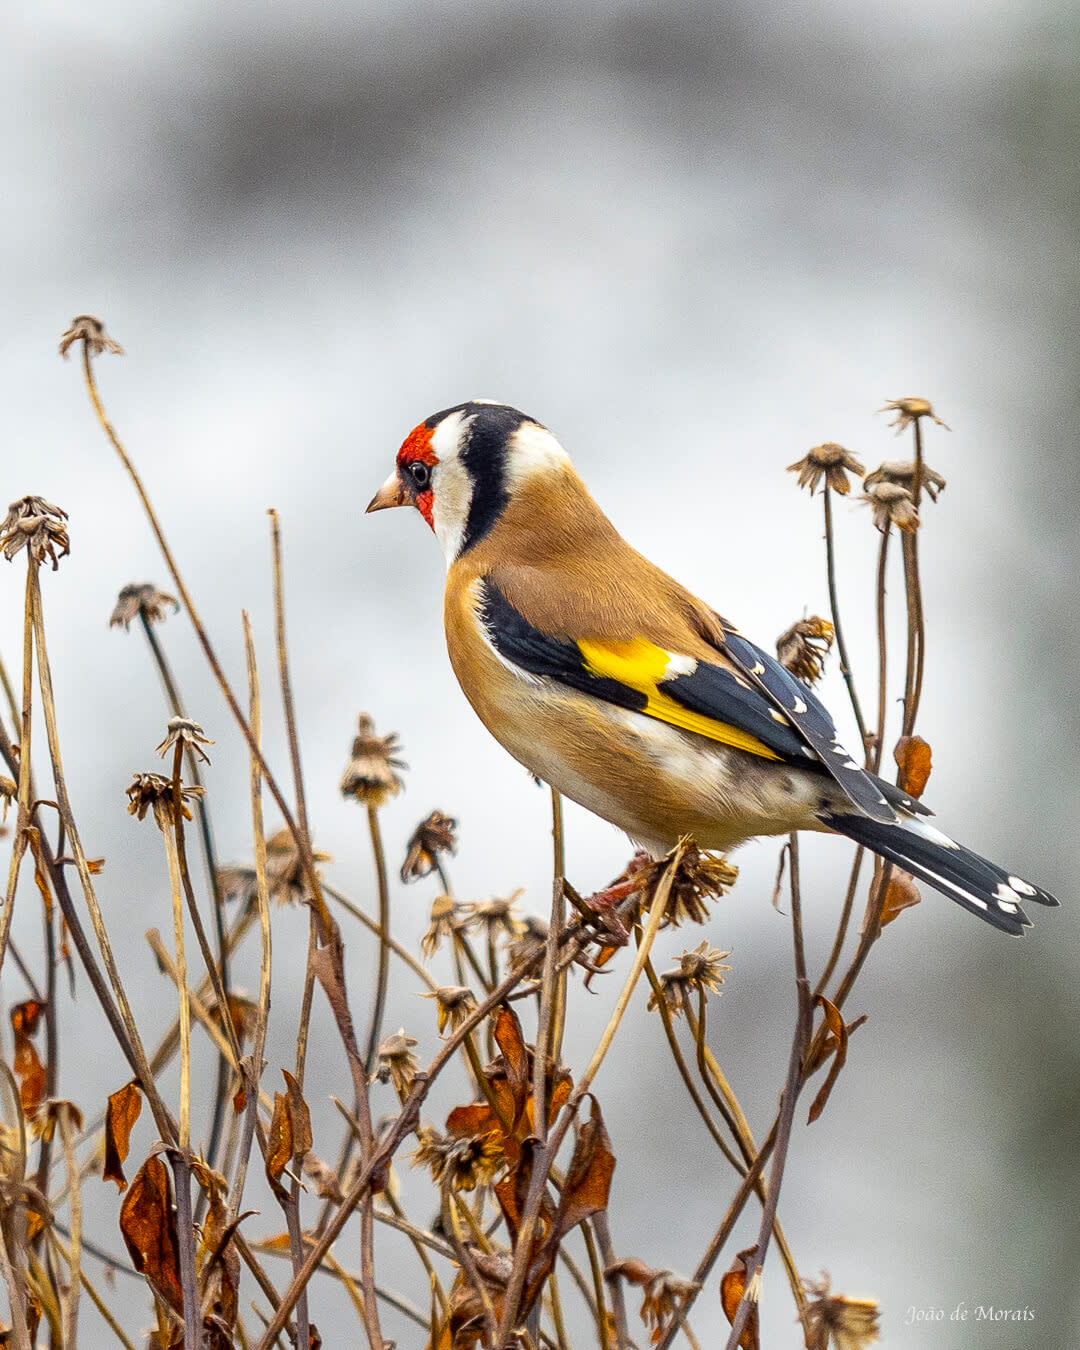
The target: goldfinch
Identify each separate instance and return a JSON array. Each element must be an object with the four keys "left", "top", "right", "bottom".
[{"left": 367, "top": 401, "right": 1057, "bottom": 935}]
